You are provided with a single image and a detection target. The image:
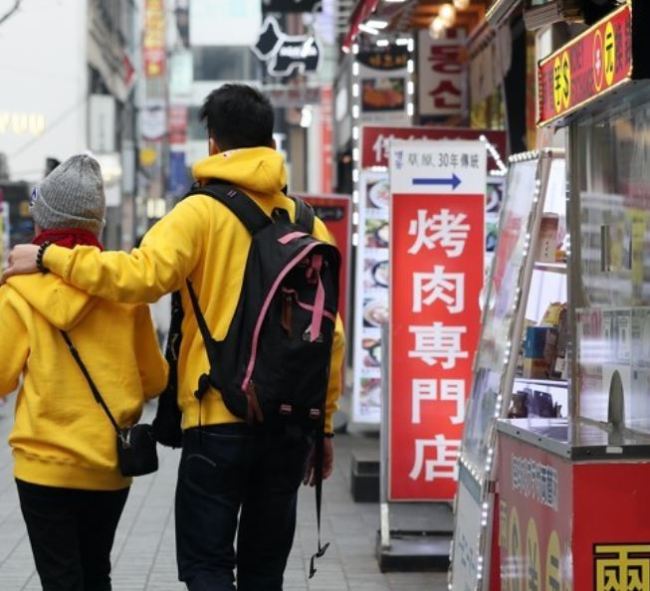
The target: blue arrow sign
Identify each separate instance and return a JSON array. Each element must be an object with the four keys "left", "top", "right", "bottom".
[{"left": 412, "top": 173, "right": 462, "bottom": 190}]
